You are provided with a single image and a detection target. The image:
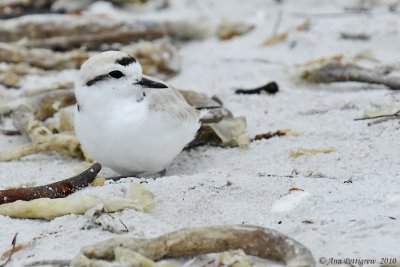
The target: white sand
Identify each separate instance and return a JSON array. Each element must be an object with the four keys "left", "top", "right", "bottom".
[{"left": 1, "top": 0, "right": 399, "bottom": 266}]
